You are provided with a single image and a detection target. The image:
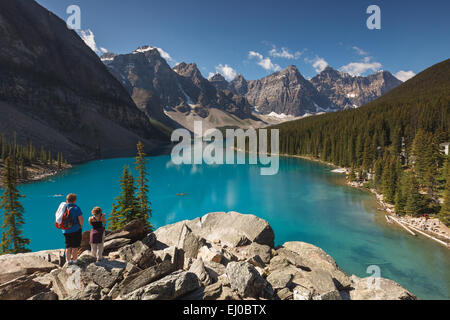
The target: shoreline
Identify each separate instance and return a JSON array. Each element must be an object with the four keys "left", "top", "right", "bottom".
[{"left": 279, "top": 153, "right": 450, "bottom": 248}]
